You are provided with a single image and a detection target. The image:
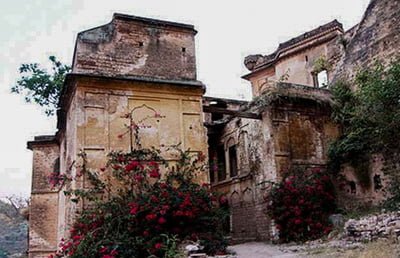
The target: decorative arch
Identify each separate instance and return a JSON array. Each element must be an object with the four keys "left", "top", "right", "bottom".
[
  {"left": 242, "top": 187, "right": 254, "bottom": 204},
  {"left": 230, "top": 191, "right": 241, "bottom": 207}
]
